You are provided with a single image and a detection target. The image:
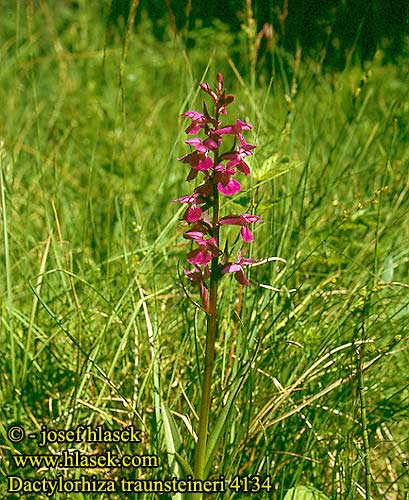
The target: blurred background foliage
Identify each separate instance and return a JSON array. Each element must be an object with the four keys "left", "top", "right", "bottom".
[{"left": 109, "top": 0, "right": 408, "bottom": 69}]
